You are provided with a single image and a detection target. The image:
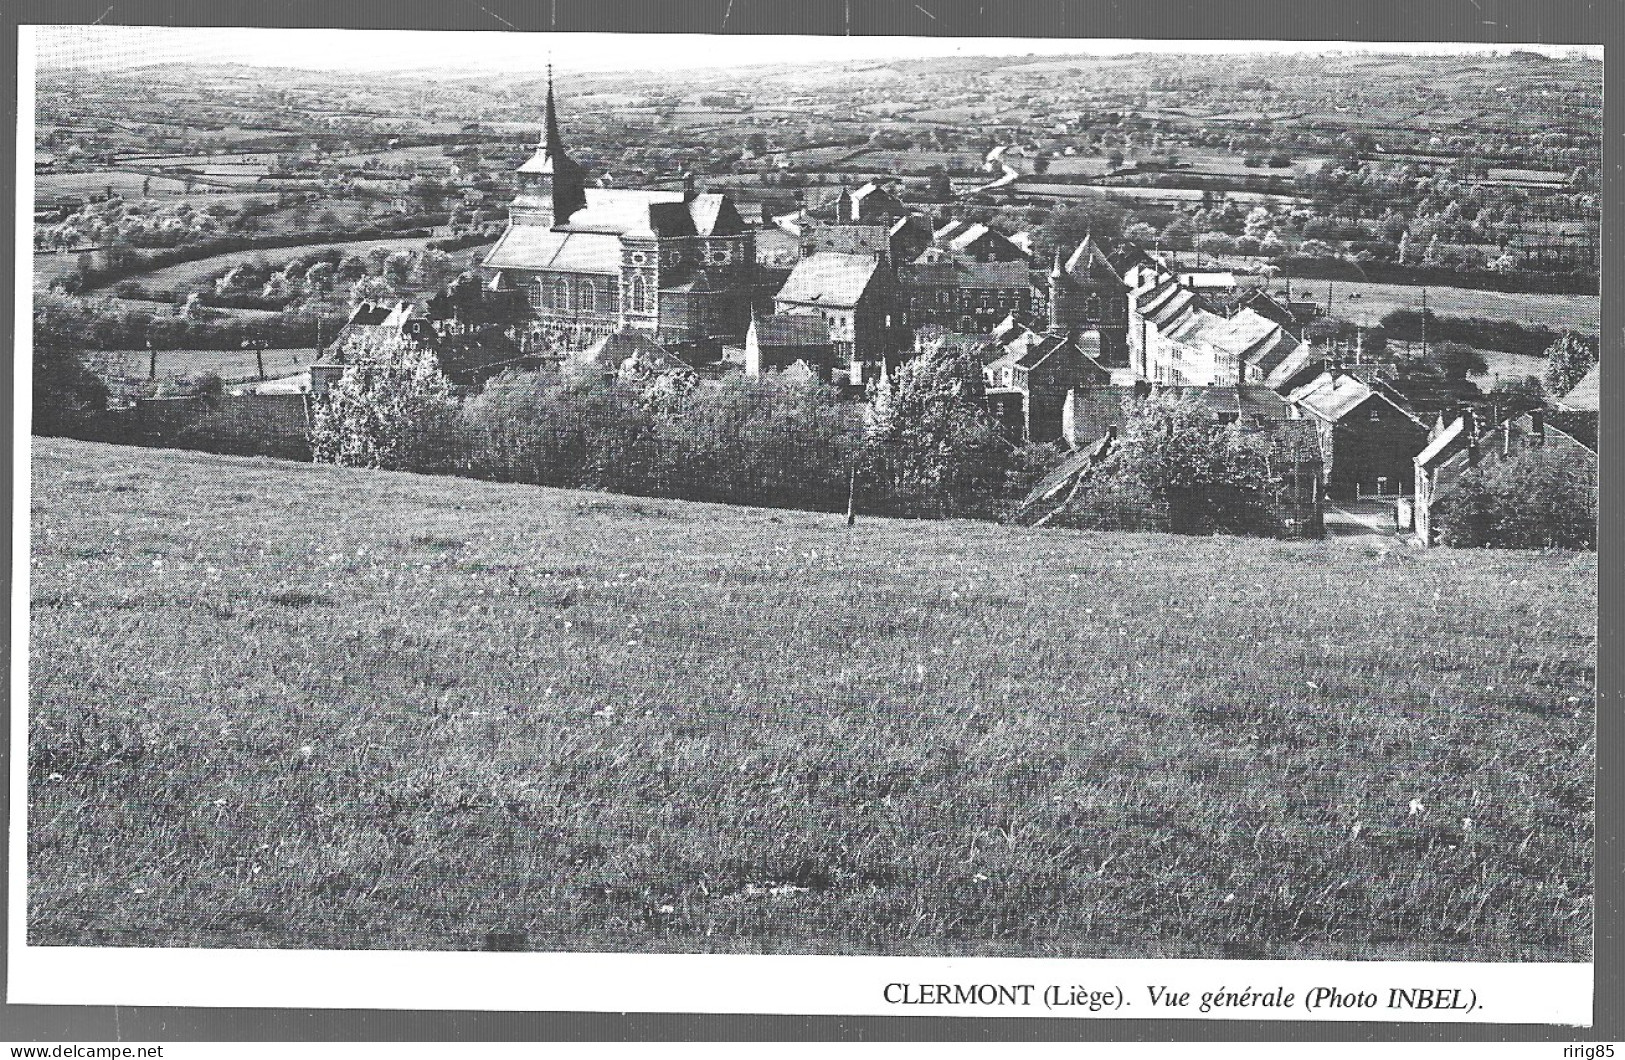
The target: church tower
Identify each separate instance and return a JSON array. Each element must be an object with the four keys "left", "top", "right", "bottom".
[{"left": 511, "top": 65, "right": 588, "bottom": 228}]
